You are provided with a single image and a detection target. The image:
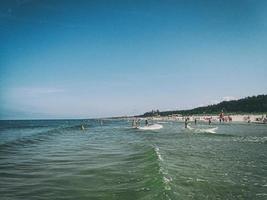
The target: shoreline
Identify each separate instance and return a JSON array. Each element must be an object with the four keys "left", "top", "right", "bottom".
[{"left": 130, "top": 114, "right": 267, "bottom": 124}]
